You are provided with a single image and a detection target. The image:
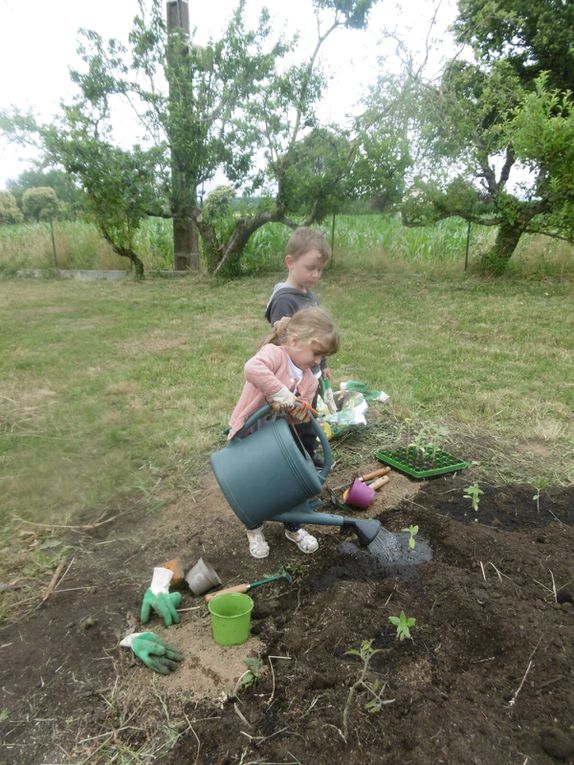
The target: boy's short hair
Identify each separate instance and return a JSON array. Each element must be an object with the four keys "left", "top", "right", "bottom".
[{"left": 287, "top": 227, "right": 331, "bottom": 263}]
